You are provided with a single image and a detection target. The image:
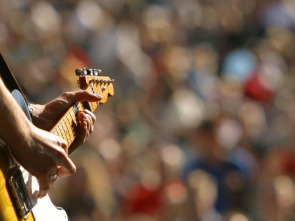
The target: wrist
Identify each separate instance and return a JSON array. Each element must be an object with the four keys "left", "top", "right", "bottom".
[
  {"left": 29, "top": 104, "right": 44, "bottom": 118},
  {"left": 30, "top": 104, "right": 47, "bottom": 128}
]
